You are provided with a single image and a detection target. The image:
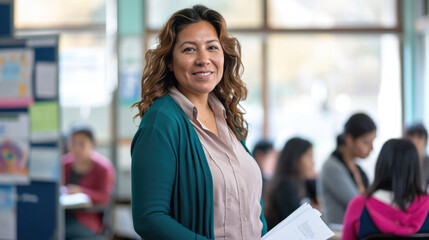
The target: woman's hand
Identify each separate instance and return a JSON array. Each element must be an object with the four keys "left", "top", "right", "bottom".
[{"left": 66, "top": 184, "right": 82, "bottom": 194}]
